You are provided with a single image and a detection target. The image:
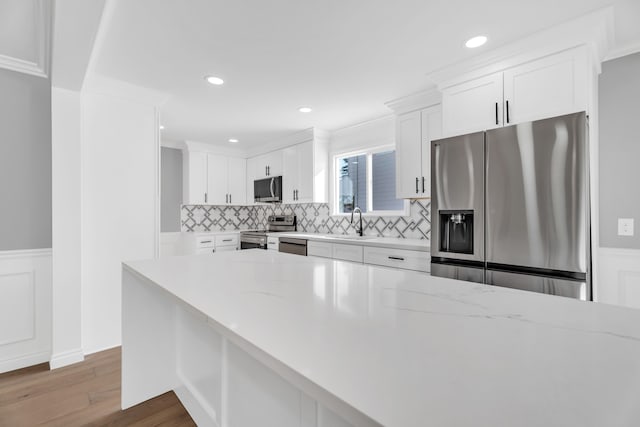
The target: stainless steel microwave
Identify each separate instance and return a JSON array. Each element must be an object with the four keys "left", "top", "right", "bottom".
[{"left": 254, "top": 176, "right": 282, "bottom": 203}]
